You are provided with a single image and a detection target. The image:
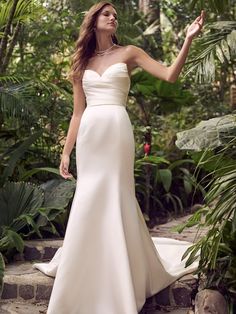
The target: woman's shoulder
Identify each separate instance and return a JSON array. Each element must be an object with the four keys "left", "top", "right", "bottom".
[
  {"left": 119, "top": 44, "right": 144, "bottom": 58},
  {"left": 113, "top": 44, "right": 146, "bottom": 70},
  {"left": 117, "top": 45, "right": 145, "bottom": 66},
  {"left": 118, "top": 44, "right": 141, "bottom": 52}
]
